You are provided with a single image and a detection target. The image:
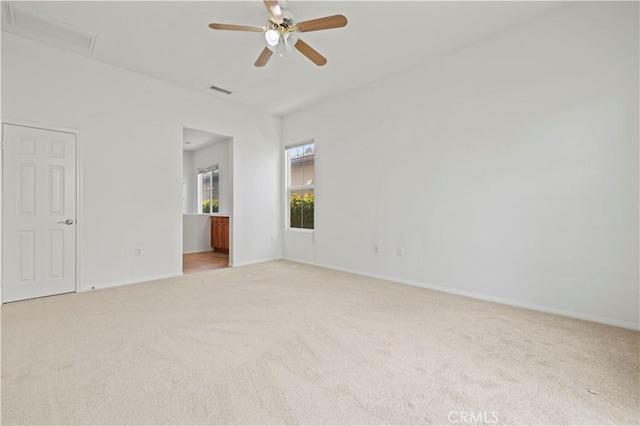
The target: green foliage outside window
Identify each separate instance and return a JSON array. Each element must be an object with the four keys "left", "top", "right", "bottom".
[
  {"left": 290, "top": 193, "right": 314, "bottom": 229},
  {"left": 202, "top": 198, "right": 219, "bottom": 213}
]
